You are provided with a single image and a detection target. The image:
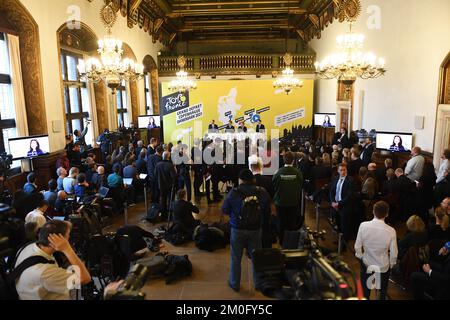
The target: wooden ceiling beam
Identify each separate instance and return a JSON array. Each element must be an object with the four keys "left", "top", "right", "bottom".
[
  {"left": 172, "top": 8, "right": 307, "bottom": 15},
  {"left": 172, "top": 1, "right": 302, "bottom": 7},
  {"left": 179, "top": 24, "right": 289, "bottom": 31}
]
